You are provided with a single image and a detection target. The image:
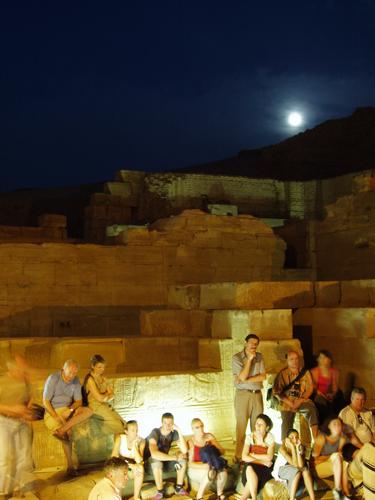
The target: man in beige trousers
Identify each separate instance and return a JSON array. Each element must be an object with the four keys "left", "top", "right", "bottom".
[{"left": 232, "top": 333, "right": 266, "bottom": 462}]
